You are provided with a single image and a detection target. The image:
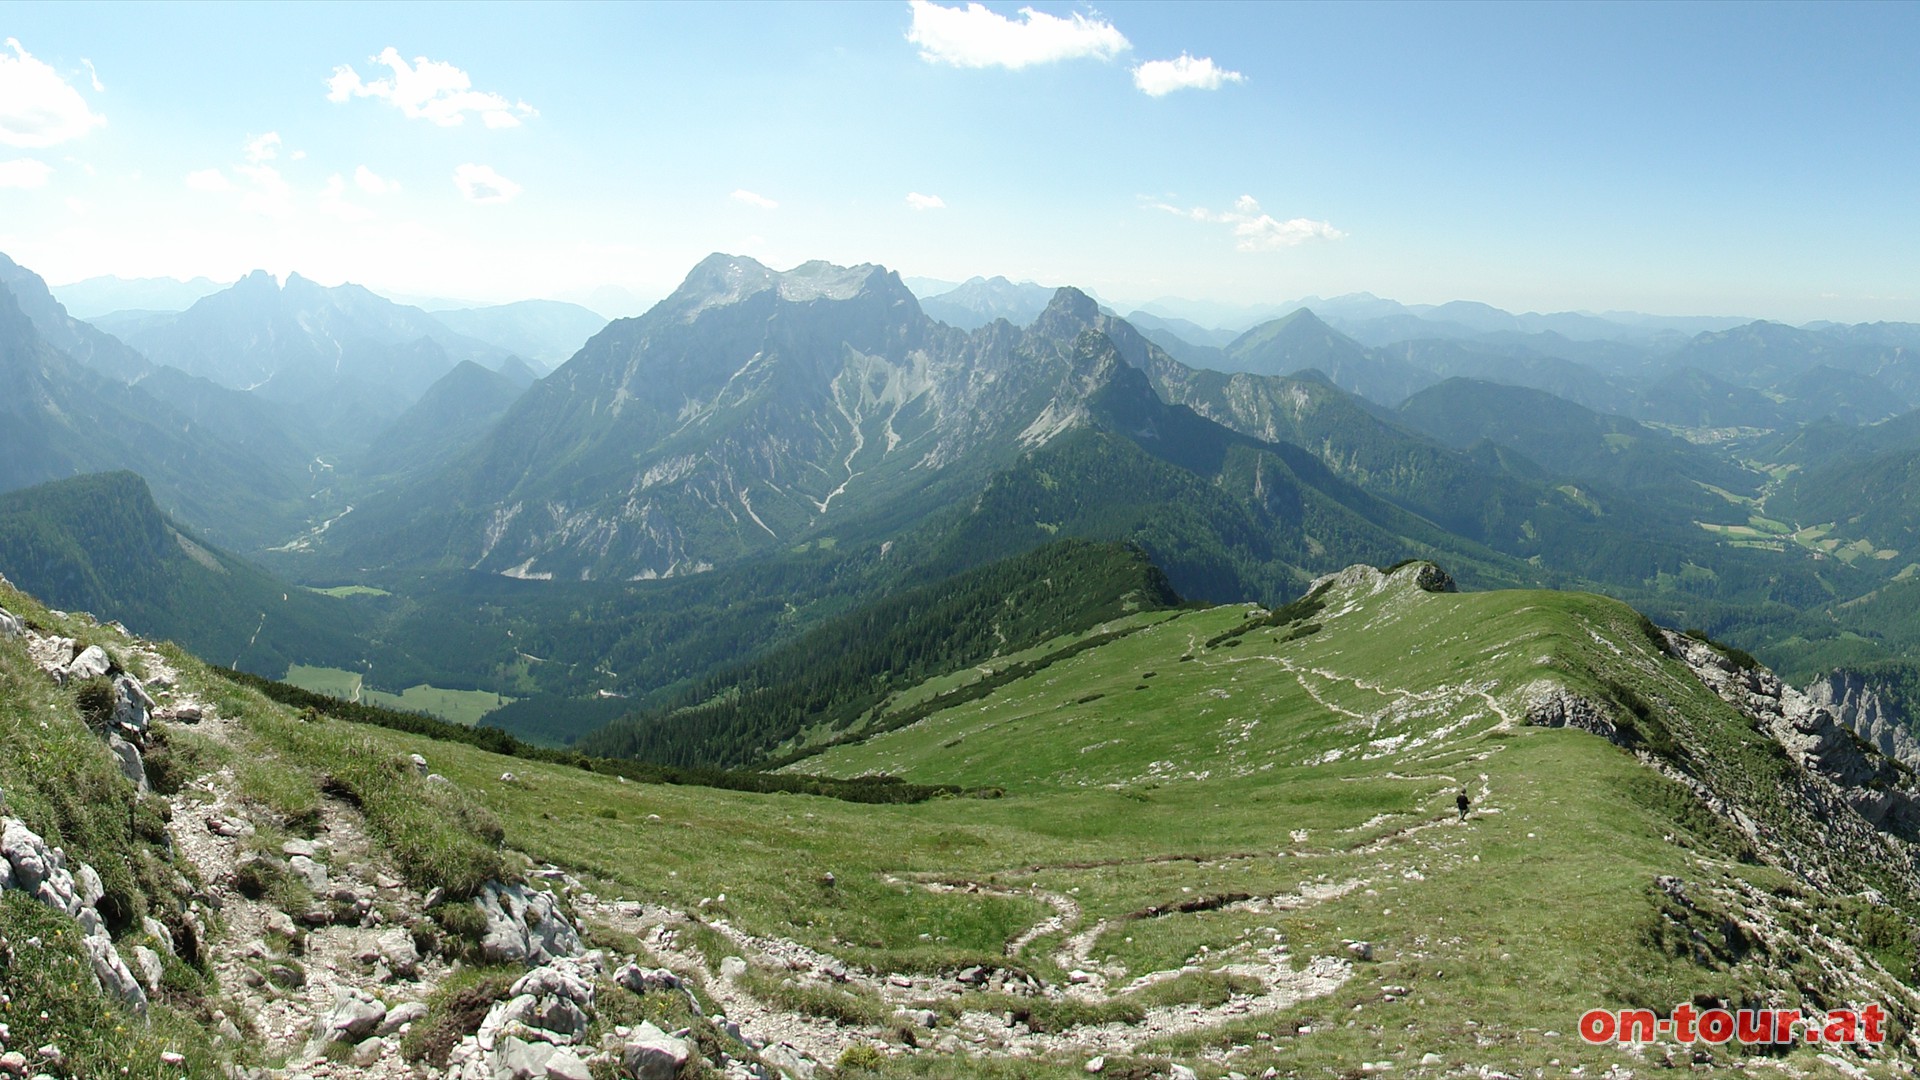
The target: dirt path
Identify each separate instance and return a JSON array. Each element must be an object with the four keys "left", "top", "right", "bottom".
[{"left": 141, "top": 648, "right": 450, "bottom": 1080}]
